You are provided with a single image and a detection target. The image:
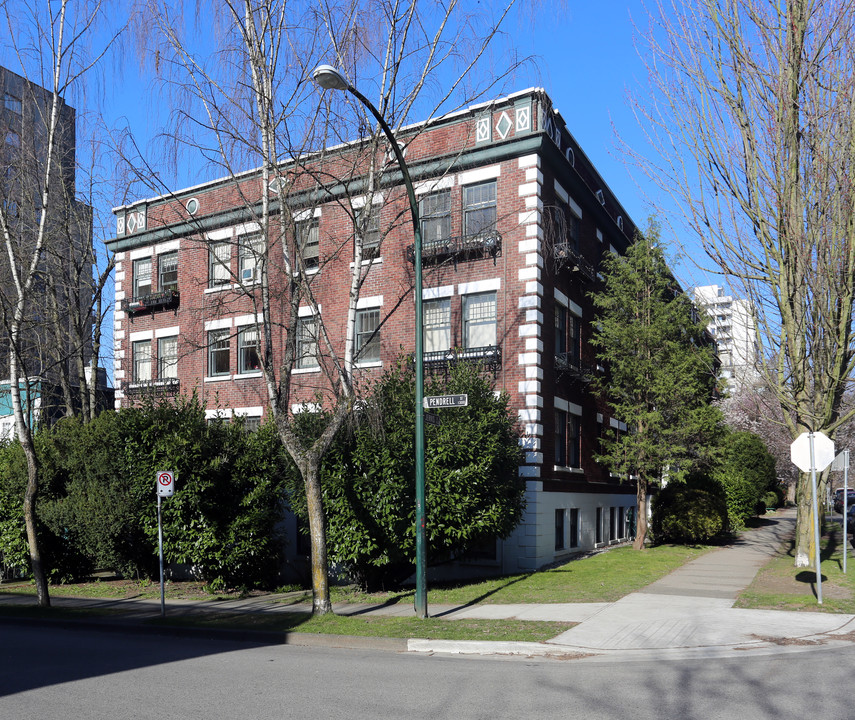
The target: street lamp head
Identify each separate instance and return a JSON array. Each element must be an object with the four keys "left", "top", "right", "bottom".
[{"left": 312, "top": 65, "right": 350, "bottom": 92}]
